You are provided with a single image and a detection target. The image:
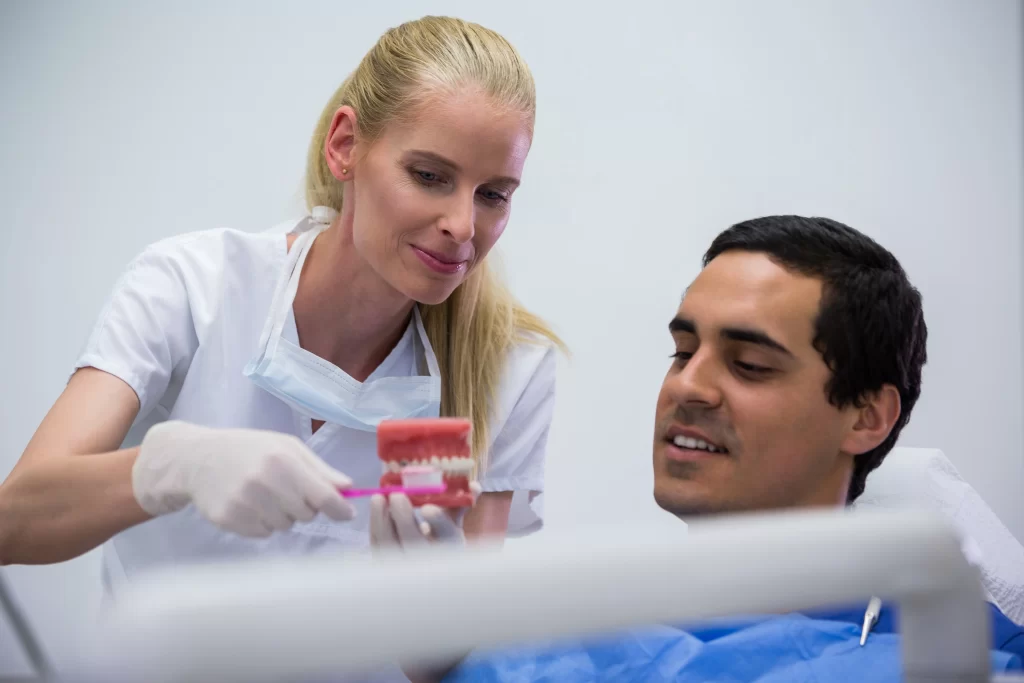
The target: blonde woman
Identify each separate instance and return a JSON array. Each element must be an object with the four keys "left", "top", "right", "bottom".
[{"left": 0, "top": 16, "right": 562, "bottom": 598}]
